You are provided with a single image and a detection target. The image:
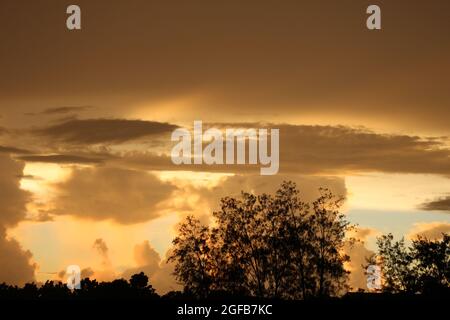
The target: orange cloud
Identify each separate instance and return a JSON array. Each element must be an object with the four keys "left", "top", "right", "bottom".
[
  {"left": 344, "top": 227, "right": 379, "bottom": 292},
  {"left": 122, "top": 241, "right": 180, "bottom": 294},
  {"left": 51, "top": 167, "right": 176, "bottom": 224},
  {"left": 0, "top": 155, "right": 36, "bottom": 285},
  {"left": 407, "top": 222, "right": 450, "bottom": 240}
]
